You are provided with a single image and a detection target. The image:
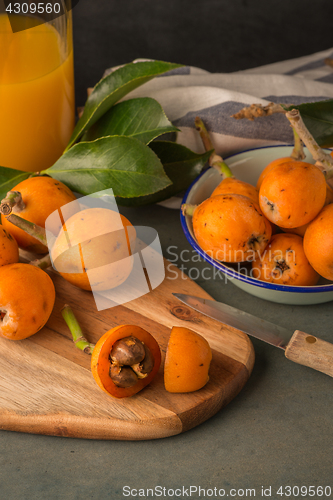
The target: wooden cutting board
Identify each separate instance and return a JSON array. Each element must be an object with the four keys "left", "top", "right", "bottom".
[{"left": 0, "top": 261, "right": 255, "bottom": 440}]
